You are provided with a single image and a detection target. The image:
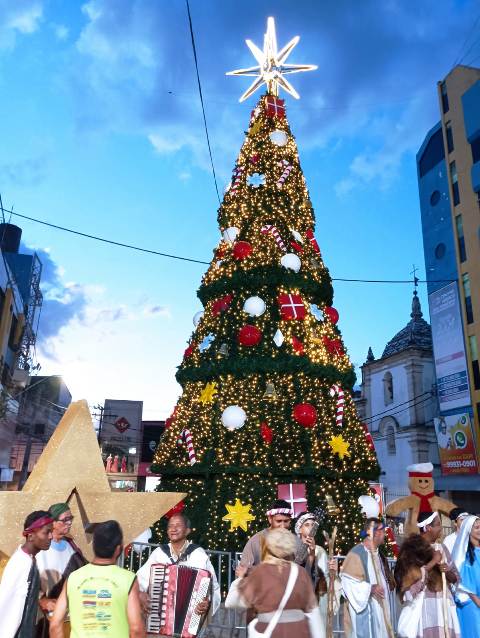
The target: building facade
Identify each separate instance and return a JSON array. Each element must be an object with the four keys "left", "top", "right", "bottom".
[
  {"left": 357, "top": 292, "right": 440, "bottom": 502},
  {"left": 0, "top": 223, "right": 43, "bottom": 486},
  {"left": 417, "top": 64, "right": 480, "bottom": 496}
]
